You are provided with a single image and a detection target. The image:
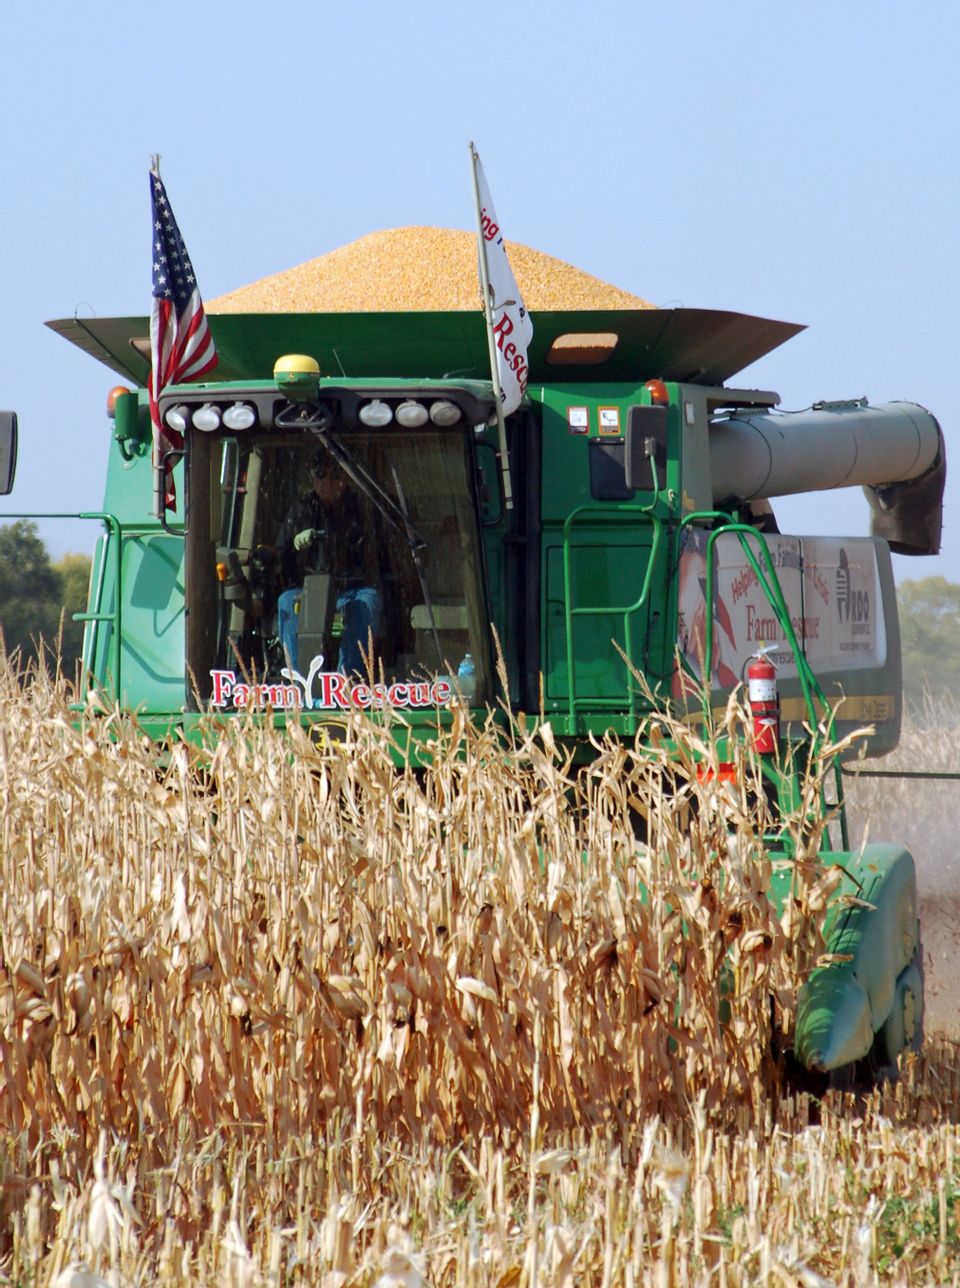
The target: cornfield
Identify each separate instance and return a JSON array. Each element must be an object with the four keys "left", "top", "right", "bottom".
[{"left": 0, "top": 659, "right": 957, "bottom": 1286}]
